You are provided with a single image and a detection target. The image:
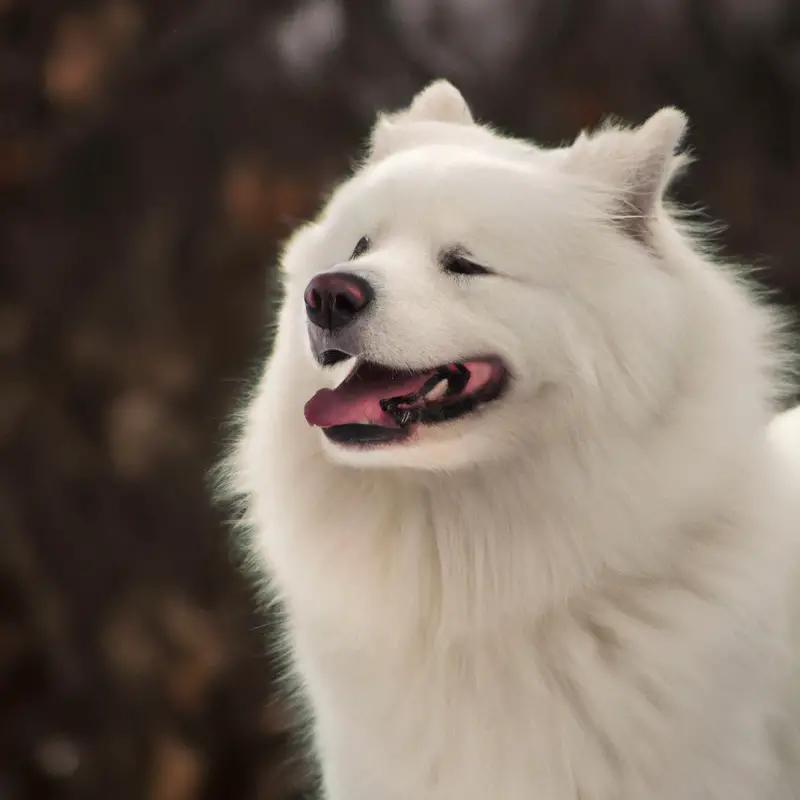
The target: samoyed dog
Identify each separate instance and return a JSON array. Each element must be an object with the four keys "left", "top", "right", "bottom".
[{"left": 226, "top": 81, "right": 800, "bottom": 799}]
